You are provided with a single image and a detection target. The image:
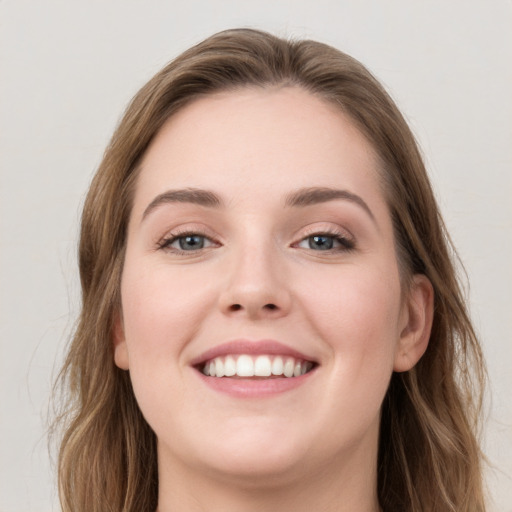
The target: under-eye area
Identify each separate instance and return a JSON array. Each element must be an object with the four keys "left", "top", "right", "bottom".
[{"left": 198, "top": 354, "right": 317, "bottom": 378}]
